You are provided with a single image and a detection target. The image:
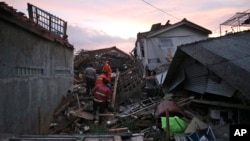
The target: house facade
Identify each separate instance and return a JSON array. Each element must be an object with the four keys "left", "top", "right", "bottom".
[
  {"left": 0, "top": 2, "right": 74, "bottom": 134},
  {"left": 134, "top": 18, "right": 212, "bottom": 71}
]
